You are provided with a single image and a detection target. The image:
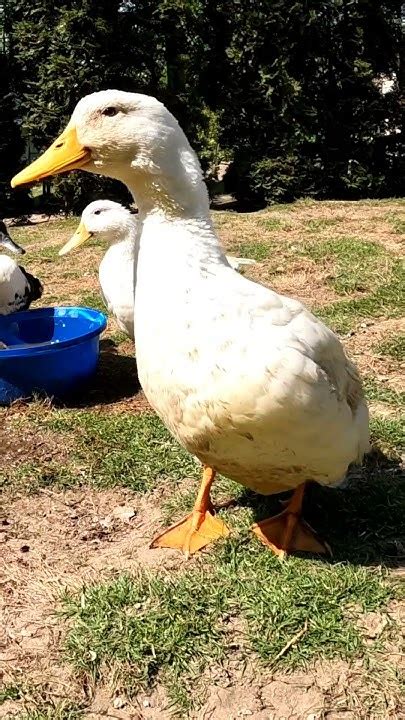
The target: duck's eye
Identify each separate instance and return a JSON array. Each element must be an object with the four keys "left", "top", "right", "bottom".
[
  {"left": 94, "top": 210, "right": 102, "bottom": 215},
  {"left": 102, "top": 106, "right": 118, "bottom": 117}
]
